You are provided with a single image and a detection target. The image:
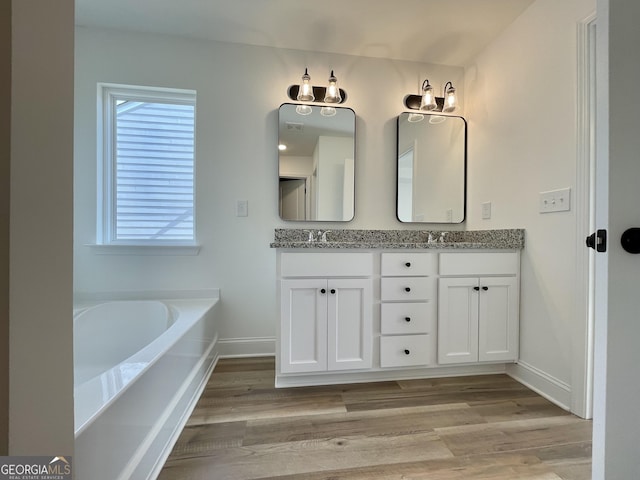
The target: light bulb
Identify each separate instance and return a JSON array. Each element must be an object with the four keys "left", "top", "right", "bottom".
[
  {"left": 297, "top": 68, "right": 314, "bottom": 102},
  {"left": 420, "top": 80, "right": 437, "bottom": 111},
  {"left": 323, "top": 70, "right": 342, "bottom": 103},
  {"left": 442, "top": 82, "right": 458, "bottom": 113}
]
